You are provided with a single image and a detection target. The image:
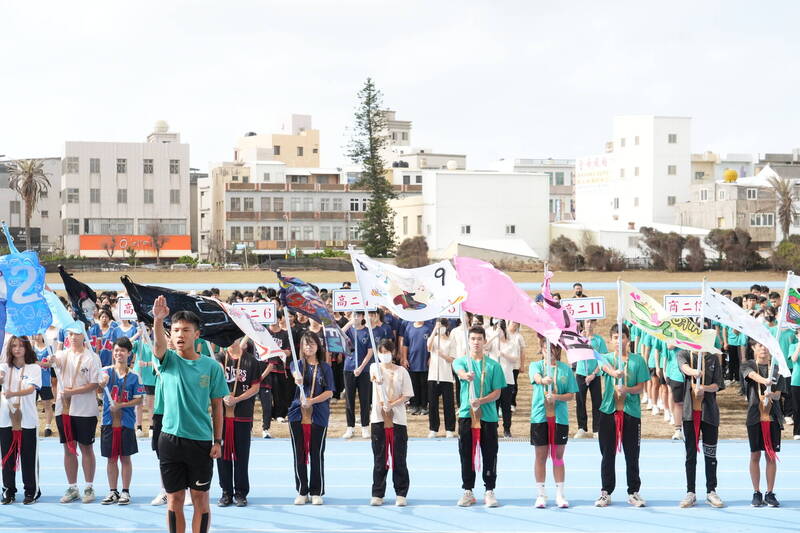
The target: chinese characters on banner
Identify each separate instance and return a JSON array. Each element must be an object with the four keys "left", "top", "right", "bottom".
[
  {"left": 331, "top": 289, "right": 376, "bottom": 312},
  {"left": 232, "top": 302, "right": 277, "bottom": 325},
  {"left": 117, "top": 297, "right": 137, "bottom": 321},
  {"left": 662, "top": 295, "right": 701, "bottom": 318},
  {"left": 559, "top": 297, "right": 606, "bottom": 320}
]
